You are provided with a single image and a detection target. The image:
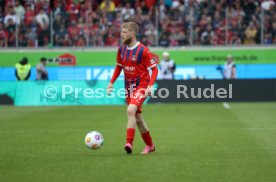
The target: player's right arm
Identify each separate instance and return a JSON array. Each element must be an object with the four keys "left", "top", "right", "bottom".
[
  {"left": 107, "top": 47, "right": 123, "bottom": 95},
  {"left": 107, "top": 65, "right": 122, "bottom": 94}
]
